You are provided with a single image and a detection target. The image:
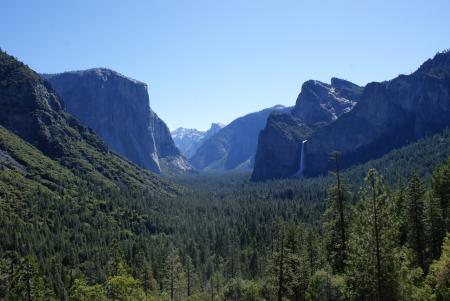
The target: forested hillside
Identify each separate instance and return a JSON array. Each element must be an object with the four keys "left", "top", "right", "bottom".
[
  {"left": 1, "top": 0, "right": 450, "bottom": 299},
  {"left": 0, "top": 45, "right": 449, "bottom": 301},
  {"left": 1, "top": 124, "right": 449, "bottom": 300}
]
